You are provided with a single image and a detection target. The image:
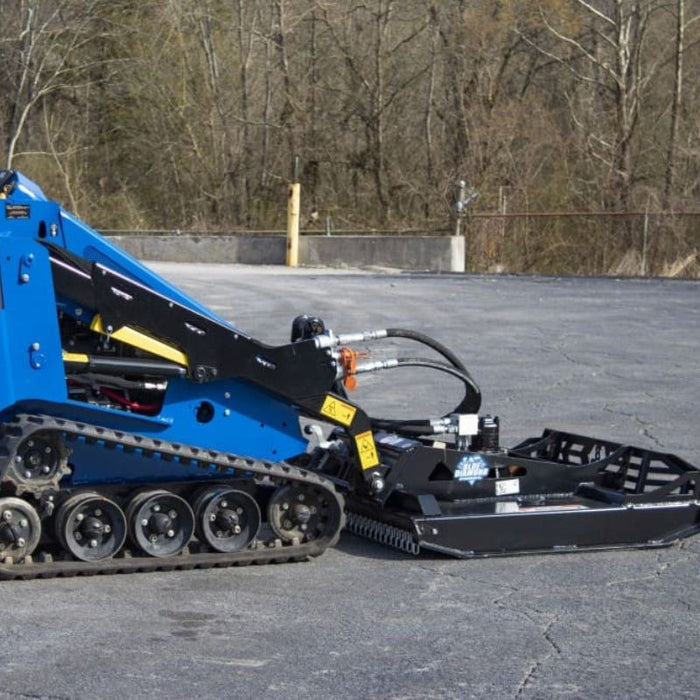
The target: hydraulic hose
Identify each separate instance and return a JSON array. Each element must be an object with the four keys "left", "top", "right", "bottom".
[
  {"left": 369, "top": 357, "right": 480, "bottom": 434},
  {"left": 385, "top": 328, "right": 468, "bottom": 372},
  {"left": 329, "top": 326, "right": 482, "bottom": 436},
  {"left": 383, "top": 329, "right": 482, "bottom": 414}
]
